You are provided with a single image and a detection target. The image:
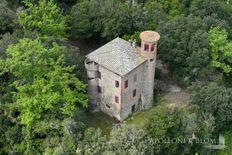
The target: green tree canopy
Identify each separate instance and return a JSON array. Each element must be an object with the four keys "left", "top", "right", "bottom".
[
  {"left": 0, "top": 0, "right": 17, "bottom": 34},
  {"left": 144, "top": 0, "right": 183, "bottom": 19},
  {"left": 18, "top": 0, "right": 66, "bottom": 38},
  {"left": 190, "top": 82, "right": 232, "bottom": 130},
  {"left": 69, "top": 0, "right": 150, "bottom": 40},
  {"left": 157, "top": 15, "right": 227, "bottom": 85},
  {"left": 208, "top": 27, "right": 232, "bottom": 74},
  {"left": 2, "top": 38, "right": 88, "bottom": 126}
]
